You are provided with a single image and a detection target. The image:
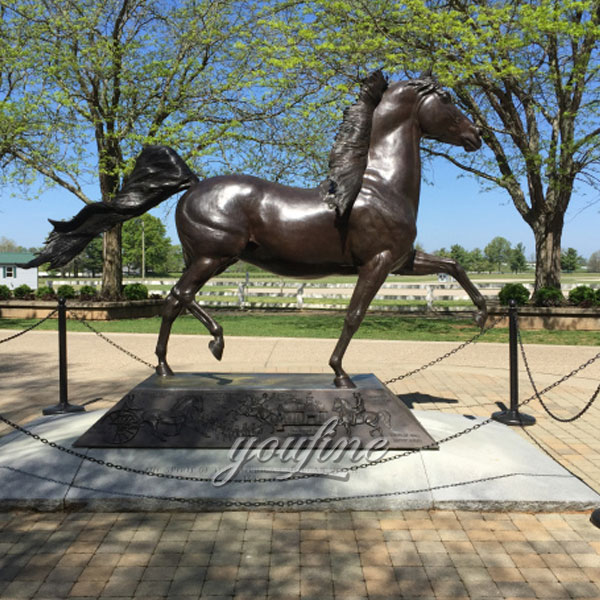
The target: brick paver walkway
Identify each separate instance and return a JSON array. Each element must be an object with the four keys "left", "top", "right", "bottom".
[
  {"left": 2, "top": 510, "right": 600, "bottom": 599},
  {"left": 1, "top": 328, "right": 600, "bottom": 598}
]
